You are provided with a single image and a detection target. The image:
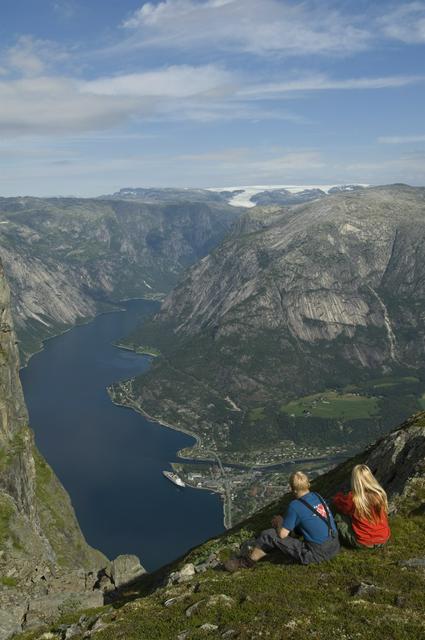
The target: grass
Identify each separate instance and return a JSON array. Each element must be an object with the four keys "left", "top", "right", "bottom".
[
  {"left": 281, "top": 391, "right": 380, "bottom": 419},
  {"left": 0, "top": 576, "right": 18, "bottom": 587},
  {"left": 23, "top": 512, "right": 423, "bottom": 640},
  {"left": 419, "top": 394, "right": 425, "bottom": 410},
  {"left": 248, "top": 407, "right": 266, "bottom": 423},
  {"left": 0, "top": 495, "right": 14, "bottom": 546}
]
